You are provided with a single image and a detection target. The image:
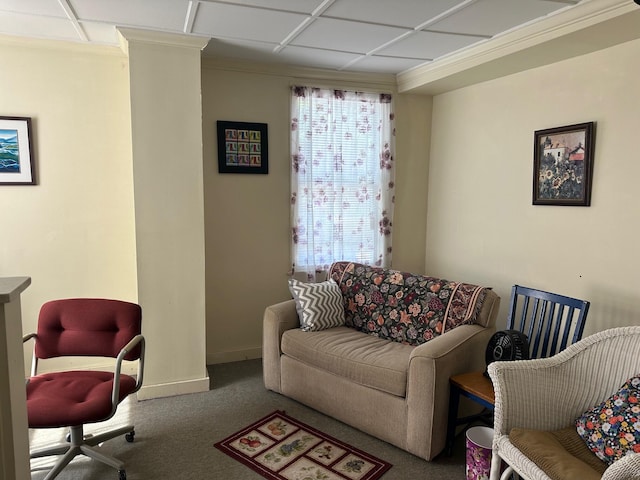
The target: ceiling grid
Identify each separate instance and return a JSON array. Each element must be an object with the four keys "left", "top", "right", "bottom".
[{"left": 0, "top": 0, "right": 586, "bottom": 74}]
